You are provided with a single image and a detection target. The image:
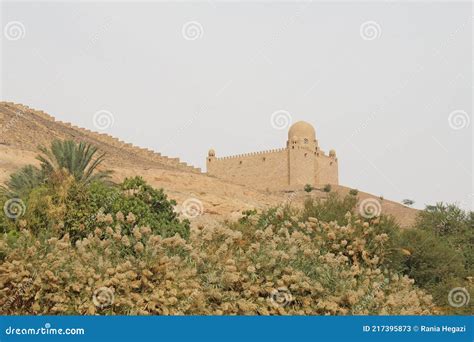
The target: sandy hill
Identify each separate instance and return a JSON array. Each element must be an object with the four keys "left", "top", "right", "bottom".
[{"left": 0, "top": 102, "right": 418, "bottom": 228}]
